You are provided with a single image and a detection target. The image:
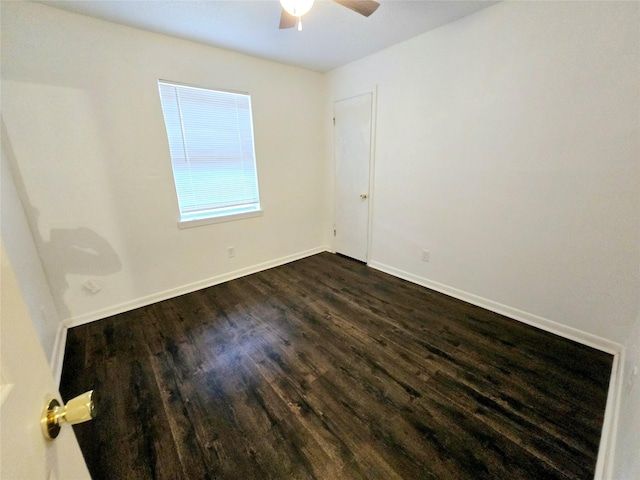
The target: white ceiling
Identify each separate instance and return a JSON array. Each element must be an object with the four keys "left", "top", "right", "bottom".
[{"left": 40, "top": 0, "right": 497, "bottom": 72}]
